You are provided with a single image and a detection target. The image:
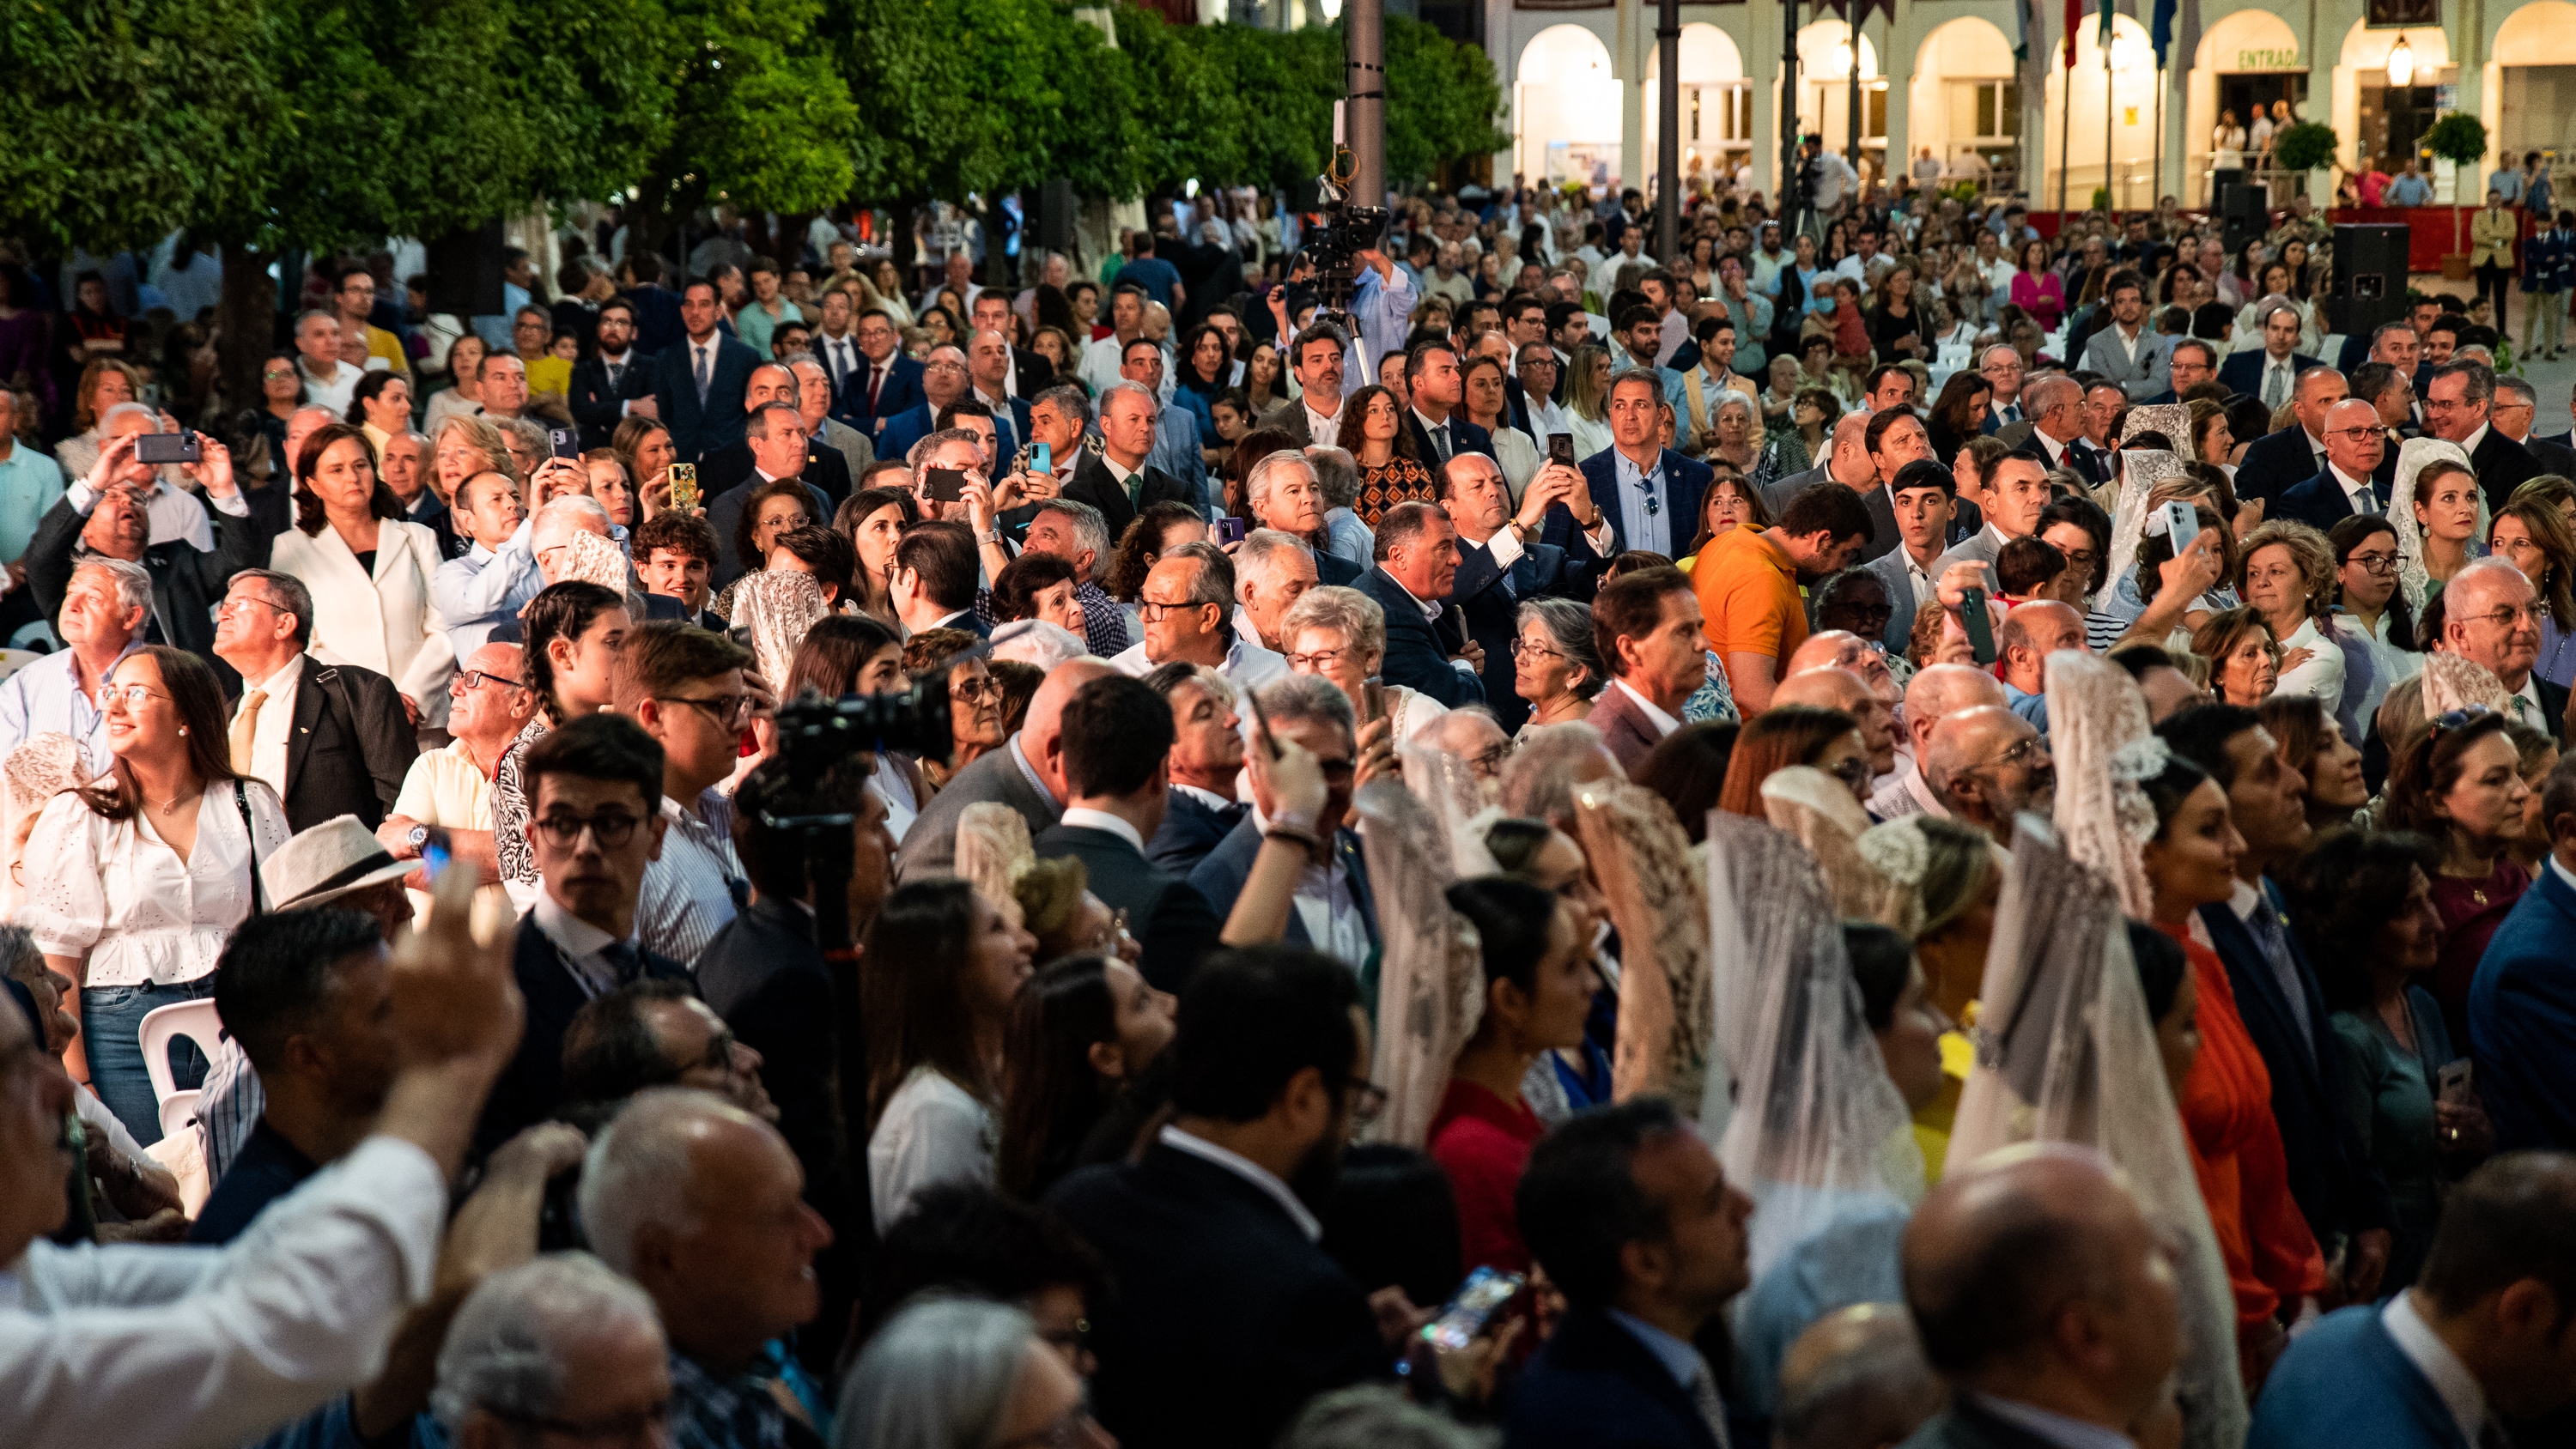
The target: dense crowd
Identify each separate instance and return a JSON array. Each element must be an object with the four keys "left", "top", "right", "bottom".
[{"left": 7, "top": 166, "right": 2576, "bottom": 1449}]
